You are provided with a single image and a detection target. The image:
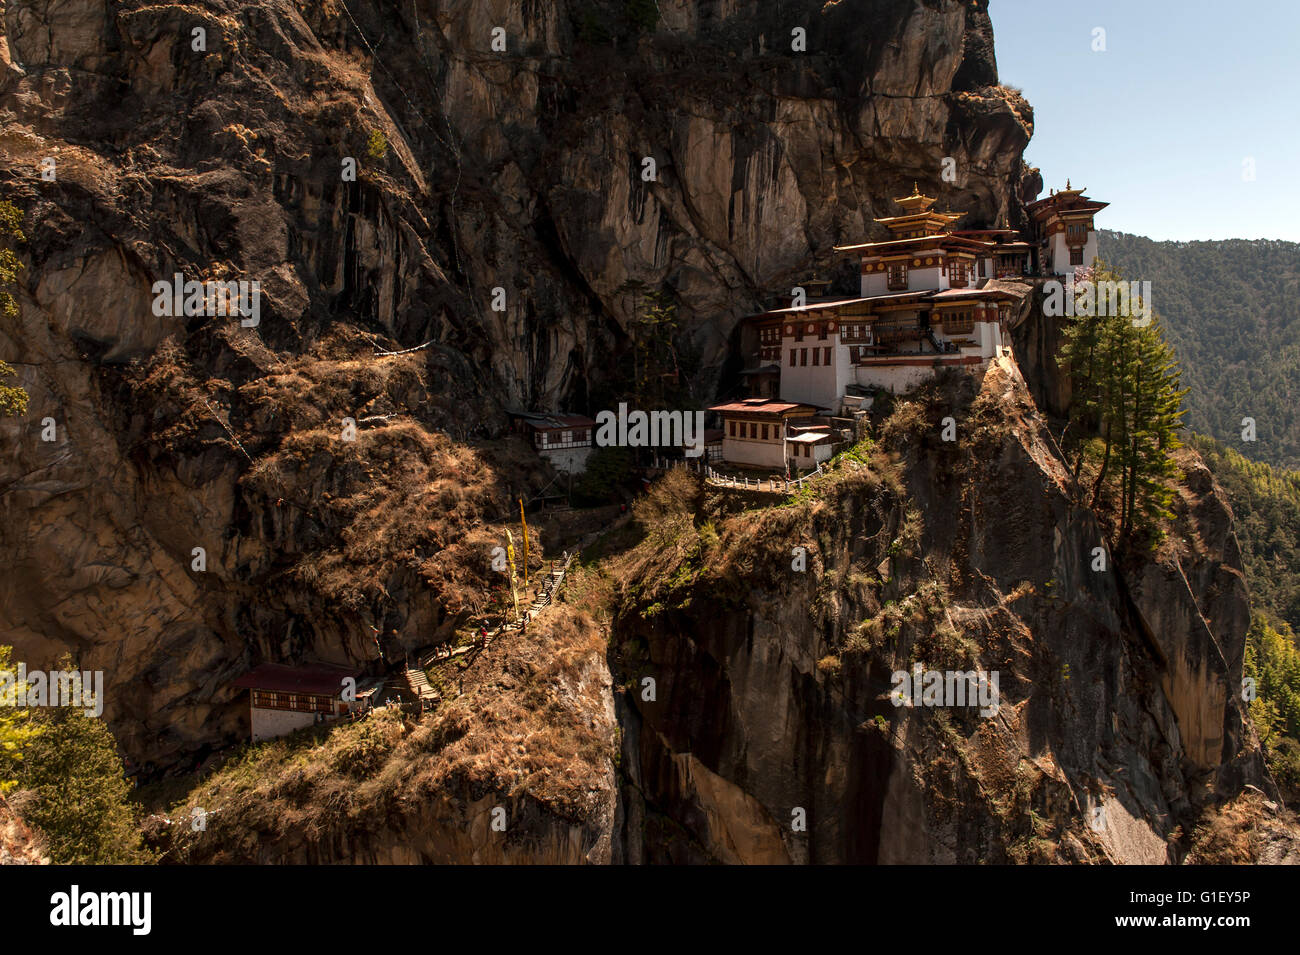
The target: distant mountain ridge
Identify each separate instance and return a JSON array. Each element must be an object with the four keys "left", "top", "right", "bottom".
[{"left": 1098, "top": 230, "right": 1300, "bottom": 469}]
